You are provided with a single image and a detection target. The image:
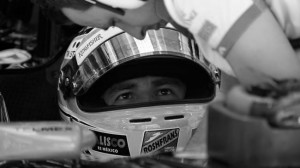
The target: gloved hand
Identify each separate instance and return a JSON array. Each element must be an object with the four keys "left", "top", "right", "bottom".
[{"left": 225, "top": 80, "right": 300, "bottom": 128}]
